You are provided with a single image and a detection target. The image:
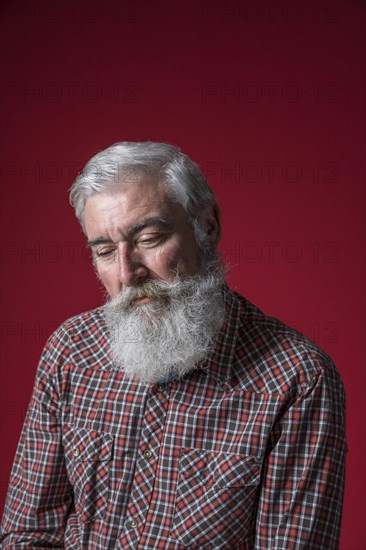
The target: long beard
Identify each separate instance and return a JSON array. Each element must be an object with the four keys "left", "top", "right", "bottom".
[{"left": 104, "top": 261, "right": 226, "bottom": 384}]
